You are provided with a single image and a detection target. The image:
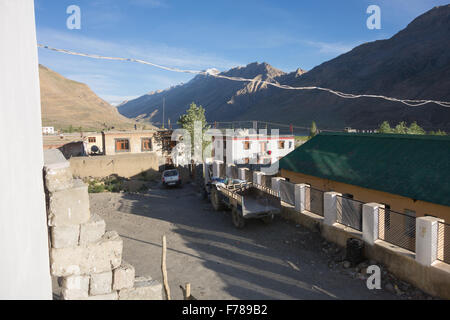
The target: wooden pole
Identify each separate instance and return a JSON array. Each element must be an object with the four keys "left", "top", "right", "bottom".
[
  {"left": 185, "top": 283, "right": 191, "bottom": 300},
  {"left": 161, "top": 235, "right": 171, "bottom": 300}
]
